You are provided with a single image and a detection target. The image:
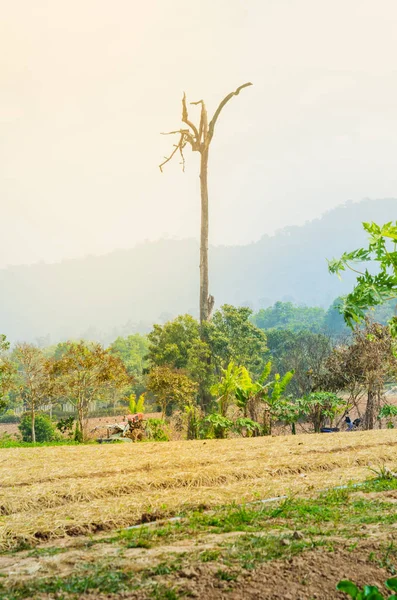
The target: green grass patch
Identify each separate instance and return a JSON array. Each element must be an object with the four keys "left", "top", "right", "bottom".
[
  {"left": 221, "top": 534, "right": 320, "bottom": 570},
  {"left": 369, "top": 542, "right": 397, "bottom": 575},
  {"left": 27, "top": 546, "right": 67, "bottom": 558},
  {"left": 0, "top": 439, "right": 81, "bottom": 449},
  {"left": 215, "top": 568, "right": 238, "bottom": 581},
  {"left": 111, "top": 477, "right": 397, "bottom": 555},
  {"left": 150, "top": 584, "right": 180, "bottom": 599},
  {"left": 3, "top": 475, "right": 397, "bottom": 599},
  {"left": 0, "top": 565, "right": 133, "bottom": 600},
  {"left": 199, "top": 549, "right": 221, "bottom": 562}
]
